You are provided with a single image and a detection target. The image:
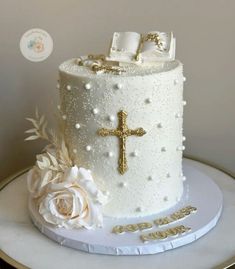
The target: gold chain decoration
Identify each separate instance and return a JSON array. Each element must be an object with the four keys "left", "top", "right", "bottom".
[
  {"left": 76, "top": 54, "right": 125, "bottom": 75},
  {"left": 91, "top": 62, "right": 125, "bottom": 75},
  {"left": 97, "top": 110, "right": 146, "bottom": 175},
  {"left": 135, "top": 33, "right": 165, "bottom": 61},
  {"left": 144, "top": 33, "right": 164, "bottom": 50},
  {"left": 76, "top": 54, "right": 106, "bottom": 66}
]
